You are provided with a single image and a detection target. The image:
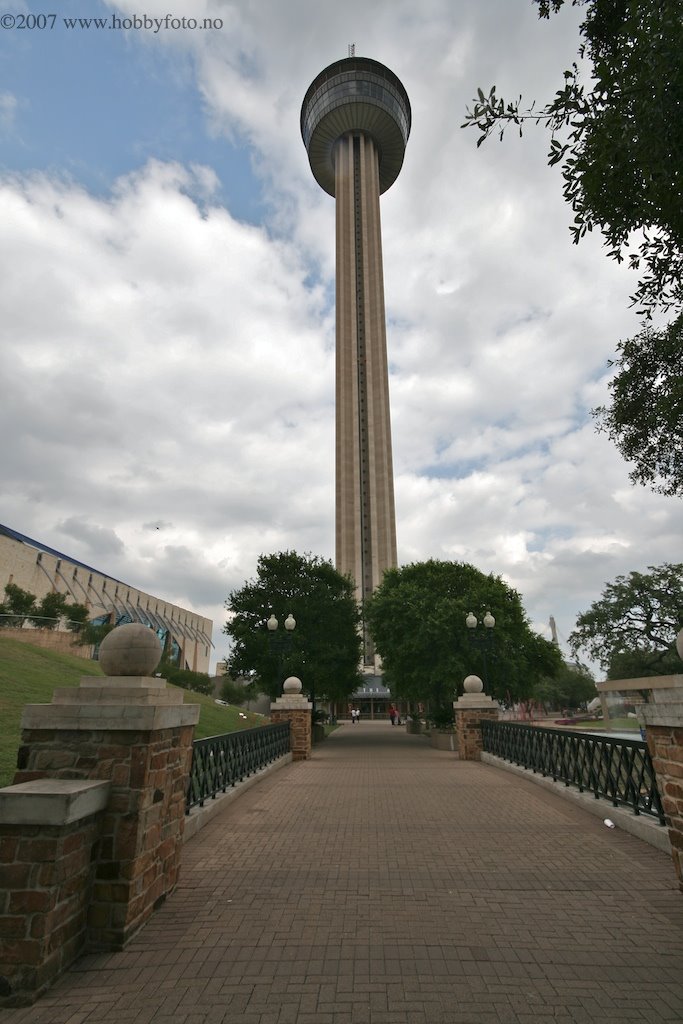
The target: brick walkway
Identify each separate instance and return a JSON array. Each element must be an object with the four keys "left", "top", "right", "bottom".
[{"left": 6, "top": 721, "right": 683, "bottom": 1024}]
